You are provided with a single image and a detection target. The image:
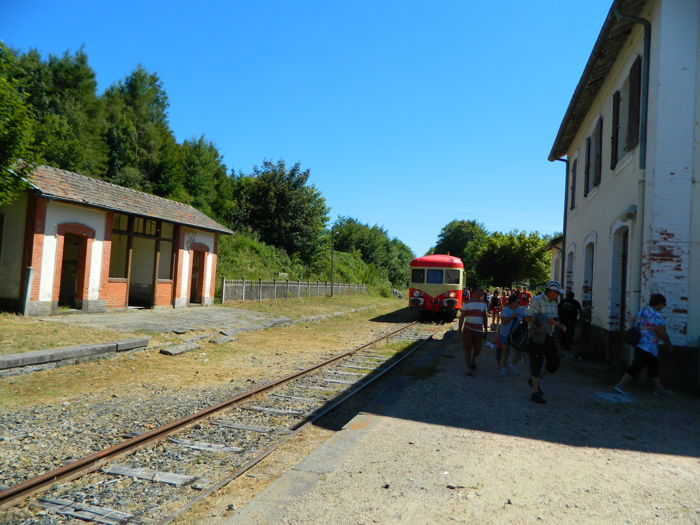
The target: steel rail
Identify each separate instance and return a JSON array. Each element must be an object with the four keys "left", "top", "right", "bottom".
[
  {"left": 156, "top": 331, "right": 437, "bottom": 525},
  {"left": 0, "top": 321, "right": 418, "bottom": 509}
]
